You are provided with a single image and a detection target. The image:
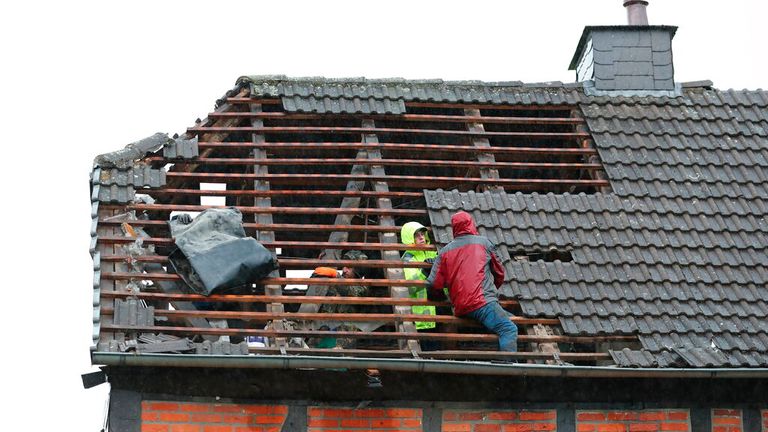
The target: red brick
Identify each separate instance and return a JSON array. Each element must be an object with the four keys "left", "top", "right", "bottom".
[
  {"left": 242, "top": 406, "right": 272, "bottom": 415},
  {"left": 578, "top": 412, "right": 607, "bottom": 421},
  {"left": 596, "top": 424, "right": 626, "bottom": 432},
  {"left": 503, "top": 425, "right": 534, "bottom": 432},
  {"left": 713, "top": 417, "right": 741, "bottom": 425},
  {"left": 712, "top": 427, "right": 728, "bottom": 432},
  {"left": 253, "top": 416, "right": 285, "bottom": 425},
  {"left": 444, "top": 412, "right": 459, "bottom": 421},
  {"left": 608, "top": 412, "right": 639, "bottom": 421},
  {"left": 714, "top": 410, "right": 740, "bottom": 417},
  {"left": 142, "top": 425, "right": 169, "bottom": 432},
  {"left": 159, "top": 413, "right": 190, "bottom": 423},
  {"left": 322, "top": 408, "right": 355, "bottom": 418},
  {"left": 533, "top": 424, "right": 557, "bottom": 431},
  {"left": 307, "top": 418, "right": 339, "bottom": 427},
  {"left": 666, "top": 411, "right": 689, "bottom": 421},
  {"left": 145, "top": 402, "right": 181, "bottom": 412},
  {"left": 203, "top": 426, "right": 232, "bottom": 432},
  {"left": 213, "top": 405, "right": 245, "bottom": 414},
  {"left": 308, "top": 407, "right": 324, "bottom": 417},
  {"left": 191, "top": 414, "right": 224, "bottom": 423},
  {"left": 234, "top": 427, "right": 263, "bottom": 432},
  {"left": 443, "top": 423, "right": 472, "bottom": 432},
  {"left": 659, "top": 423, "right": 689, "bottom": 431},
  {"left": 475, "top": 424, "right": 502, "bottom": 432},
  {"left": 577, "top": 425, "right": 596, "bottom": 432},
  {"left": 639, "top": 412, "right": 665, "bottom": 421},
  {"left": 628, "top": 424, "right": 659, "bottom": 432},
  {"left": 402, "top": 418, "right": 422, "bottom": 427},
  {"left": 340, "top": 418, "right": 370, "bottom": 428},
  {"left": 180, "top": 404, "right": 211, "bottom": 413},
  {"left": 371, "top": 418, "right": 401, "bottom": 428},
  {"left": 458, "top": 412, "right": 485, "bottom": 421},
  {"left": 489, "top": 412, "right": 518, "bottom": 421},
  {"left": 519, "top": 411, "right": 556, "bottom": 421},
  {"left": 384, "top": 408, "right": 421, "bottom": 418},
  {"left": 170, "top": 425, "right": 201, "bottom": 432},
  {"left": 142, "top": 412, "right": 160, "bottom": 422},
  {"left": 221, "top": 415, "right": 250, "bottom": 424}
]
